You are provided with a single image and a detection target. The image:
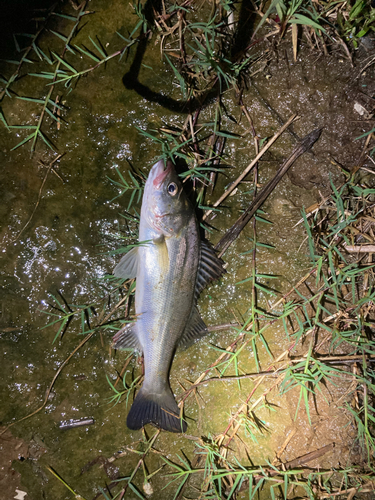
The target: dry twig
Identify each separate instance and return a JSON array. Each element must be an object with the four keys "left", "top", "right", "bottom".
[{"left": 202, "top": 114, "right": 299, "bottom": 220}]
